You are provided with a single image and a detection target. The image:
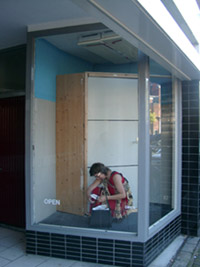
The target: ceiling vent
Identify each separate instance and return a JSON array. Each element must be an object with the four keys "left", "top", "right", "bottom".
[{"left": 77, "top": 31, "right": 138, "bottom": 64}]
